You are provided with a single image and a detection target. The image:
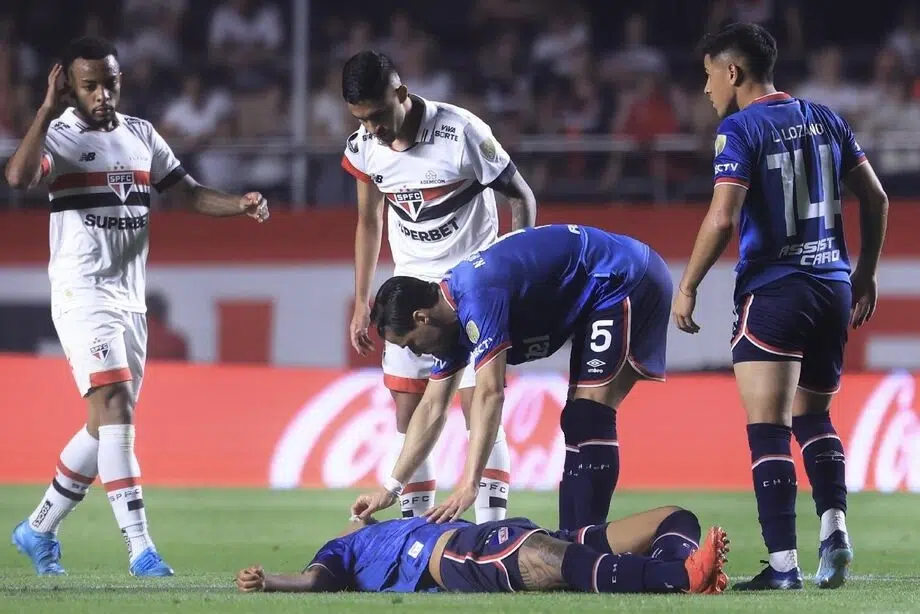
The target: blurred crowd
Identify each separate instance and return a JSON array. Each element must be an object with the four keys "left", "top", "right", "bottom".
[{"left": 2, "top": 0, "right": 919, "bottom": 206}]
